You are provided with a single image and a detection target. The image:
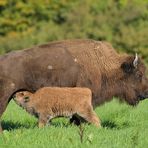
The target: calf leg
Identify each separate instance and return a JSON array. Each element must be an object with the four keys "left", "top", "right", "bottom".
[
  {"left": 78, "top": 106, "right": 101, "bottom": 127},
  {"left": 38, "top": 115, "right": 48, "bottom": 128},
  {"left": 70, "top": 115, "right": 81, "bottom": 126}
]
